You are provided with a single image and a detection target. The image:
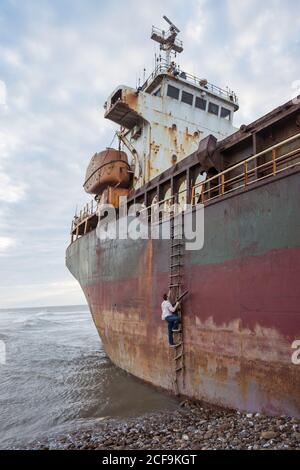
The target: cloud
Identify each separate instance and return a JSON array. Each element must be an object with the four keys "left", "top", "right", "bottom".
[
  {"left": 184, "top": 0, "right": 207, "bottom": 42},
  {"left": 0, "top": 76, "right": 27, "bottom": 203},
  {"left": 0, "top": 170, "right": 26, "bottom": 202},
  {"left": 0, "top": 47, "right": 23, "bottom": 68},
  {"left": 0, "top": 279, "right": 86, "bottom": 307},
  {"left": 0, "top": 80, "right": 7, "bottom": 106},
  {"left": 0, "top": 236, "right": 16, "bottom": 254},
  {"left": 180, "top": 0, "right": 300, "bottom": 124}
]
